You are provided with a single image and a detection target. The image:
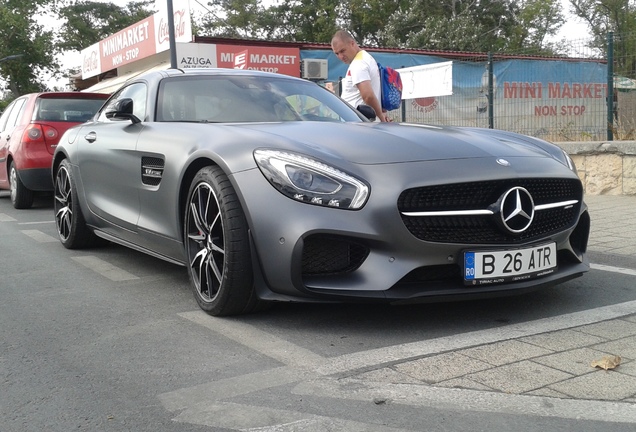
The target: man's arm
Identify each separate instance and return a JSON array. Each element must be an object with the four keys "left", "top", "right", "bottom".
[{"left": 356, "top": 80, "right": 387, "bottom": 122}]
